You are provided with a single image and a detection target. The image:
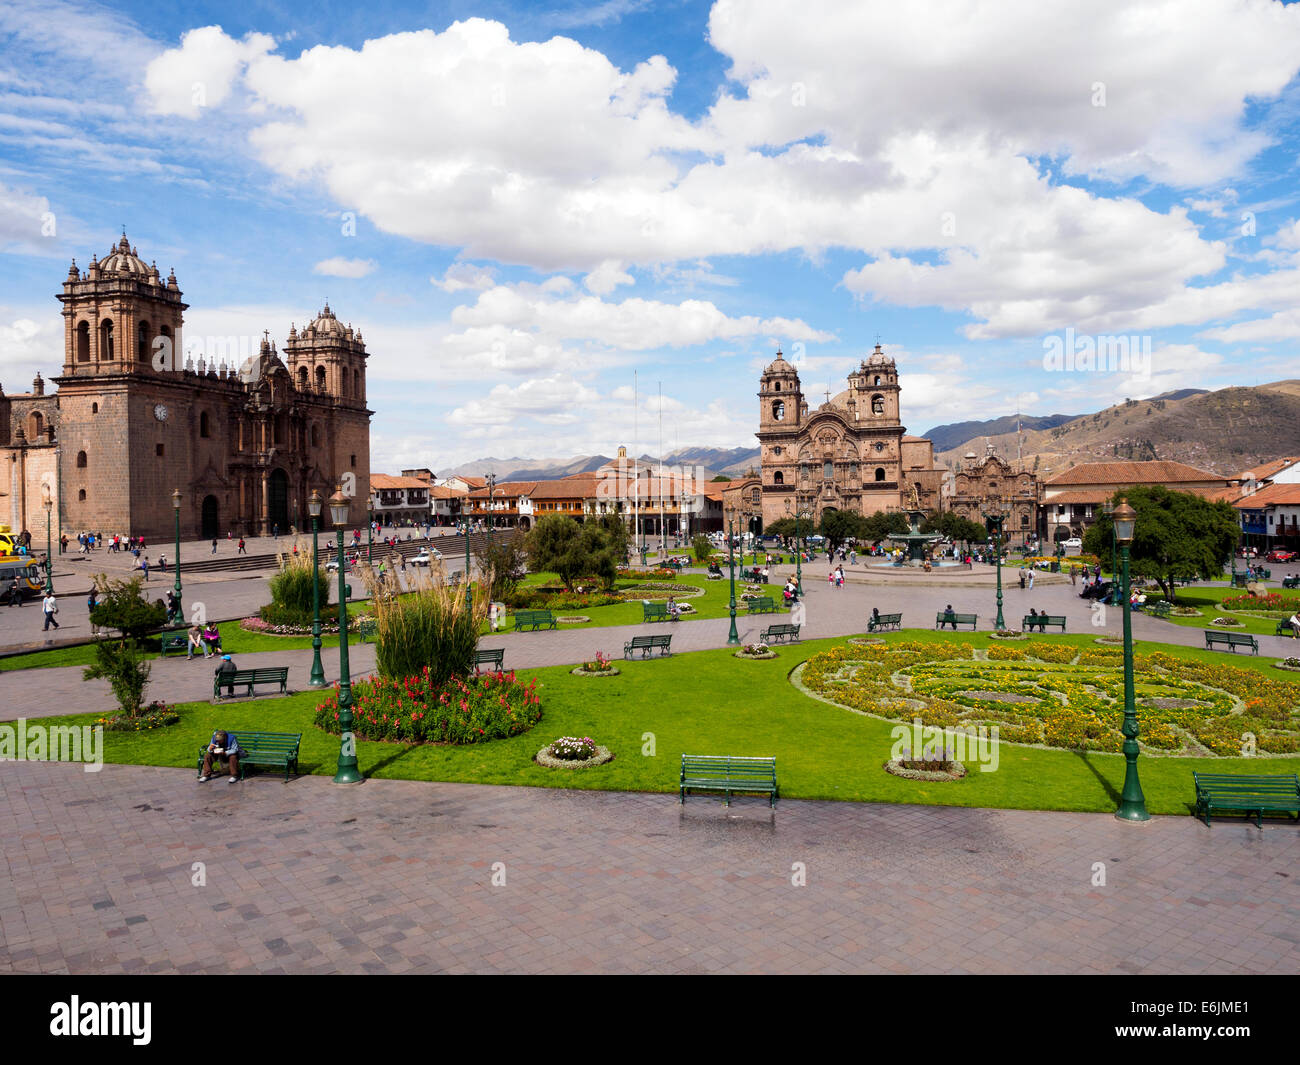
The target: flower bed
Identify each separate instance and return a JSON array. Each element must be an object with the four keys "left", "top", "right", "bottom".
[
  {"left": 96, "top": 700, "right": 179, "bottom": 732},
  {"left": 734, "top": 643, "right": 776, "bottom": 660},
  {"left": 572, "top": 651, "right": 619, "bottom": 676},
  {"left": 796, "top": 641, "right": 1300, "bottom": 756},
  {"left": 556, "top": 615, "right": 590, "bottom": 624},
  {"left": 619, "top": 581, "right": 702, "bottom": 600},
  {"left": 510, "top": 590, "right": 621, "bottom": 610},
  {"left": 535, "top": 736, "right": 614, "bottom": 768},
  {"left": 884, "top": 757, "right": 967, "bottom": 781},
  {"left": 313, "top": 668, "right": 541, "bottom": 745},
  {"left": 241, "top": 613, "right": 369, "bottom": 637},
  {"left": 1210, "top": 616, "right": 1243, "bottom": 627},
  {"left": 1222, "top": 592, "right": 1300, "bottom": 613}
]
